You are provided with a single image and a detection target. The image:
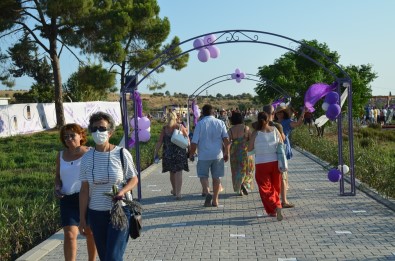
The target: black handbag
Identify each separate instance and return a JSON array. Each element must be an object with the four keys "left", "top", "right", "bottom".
[
  {"left": 120, "top": 148, "right": 143, "bottom": 239},
  {"left": 129, "top": 204, "right": 142, "bottom": 239}
]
